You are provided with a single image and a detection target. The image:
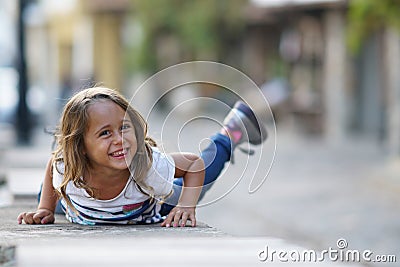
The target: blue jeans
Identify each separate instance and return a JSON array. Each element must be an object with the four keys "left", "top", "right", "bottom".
[
  {"left": 159, "top": 133, "right": 232, "bottom": 215},
  {"left": 42, "top": 133, "right": 232, "bottom": 216}
]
